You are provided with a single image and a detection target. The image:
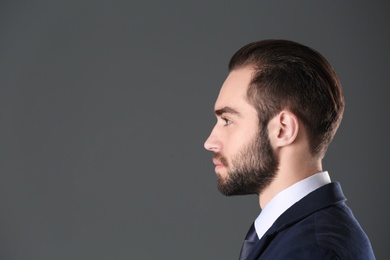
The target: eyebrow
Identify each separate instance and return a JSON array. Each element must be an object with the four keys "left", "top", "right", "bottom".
[{"left": 214, "top": 107, "right": 241, "bottom": 116}]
